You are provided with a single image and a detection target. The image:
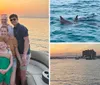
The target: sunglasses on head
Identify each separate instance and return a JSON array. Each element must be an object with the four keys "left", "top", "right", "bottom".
[{"left": 10, "top": 18, "right": 16, "bottom": 21}]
